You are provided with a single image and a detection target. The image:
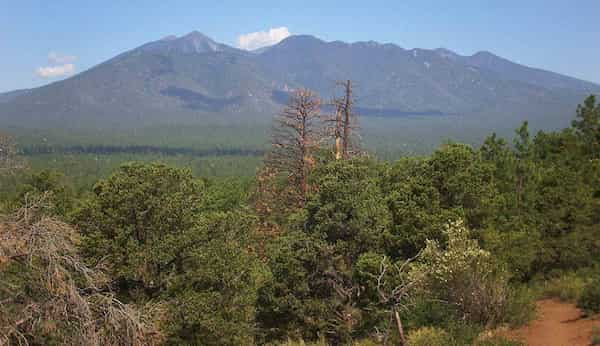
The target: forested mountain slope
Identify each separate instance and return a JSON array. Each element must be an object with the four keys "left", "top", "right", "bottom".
[{"left": 1, "top": 31, "right": 598, "bottom": 135}]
